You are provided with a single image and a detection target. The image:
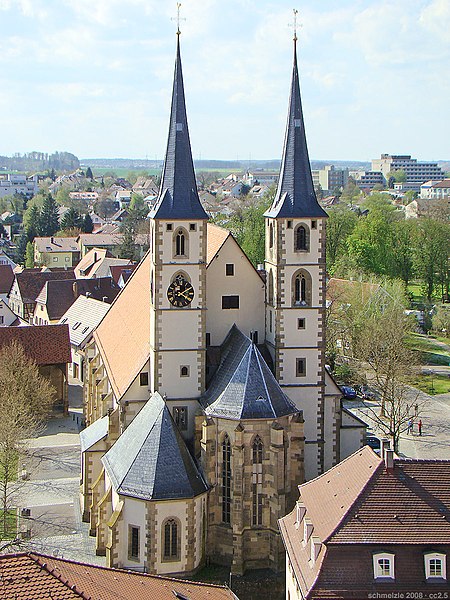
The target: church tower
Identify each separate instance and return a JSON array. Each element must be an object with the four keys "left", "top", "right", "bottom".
[
  {"left": 264, "top": 33, "right": 328, "bottom": 479},
  {"left": 148, "top": 31, "right": 209, "bottom": 440}
]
